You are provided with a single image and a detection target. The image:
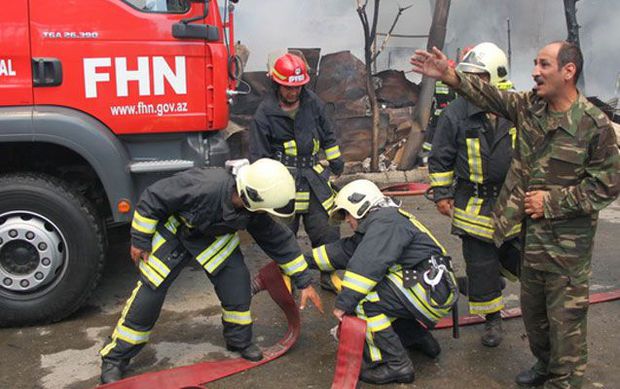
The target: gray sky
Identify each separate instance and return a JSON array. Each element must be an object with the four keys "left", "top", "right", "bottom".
[{"left": 235, "top": 0, "right": 620, "bottom": 100}]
